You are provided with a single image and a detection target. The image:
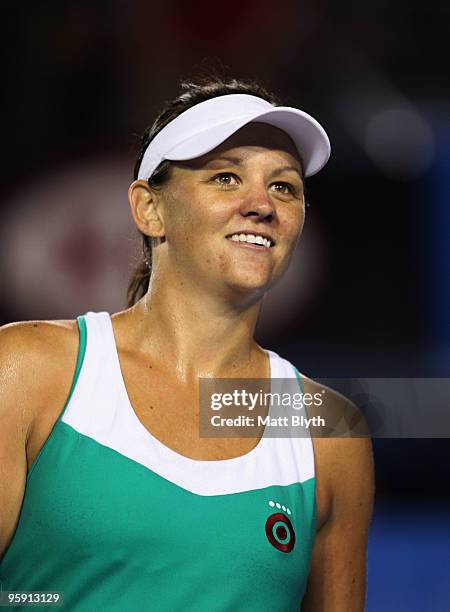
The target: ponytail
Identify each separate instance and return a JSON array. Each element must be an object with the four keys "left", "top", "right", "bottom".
[{"left": 126, "top": 234, "right": 152, "bottom": 307}]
